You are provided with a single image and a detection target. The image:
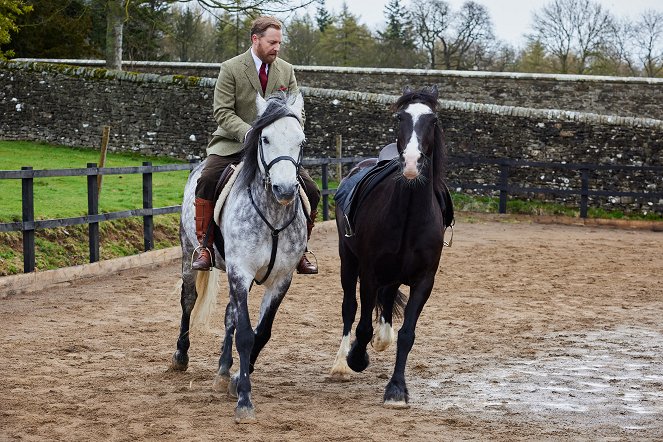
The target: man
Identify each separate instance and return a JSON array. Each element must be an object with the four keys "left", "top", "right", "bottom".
[{"left": 192, "top": 15, "right": 320, "bottom": 274}]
